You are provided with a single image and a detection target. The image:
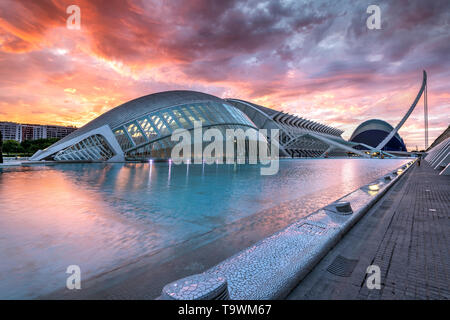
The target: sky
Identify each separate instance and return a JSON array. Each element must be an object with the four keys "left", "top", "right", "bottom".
[{"left": 0, "top": 0, "right": 449, "bottom": 150}]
